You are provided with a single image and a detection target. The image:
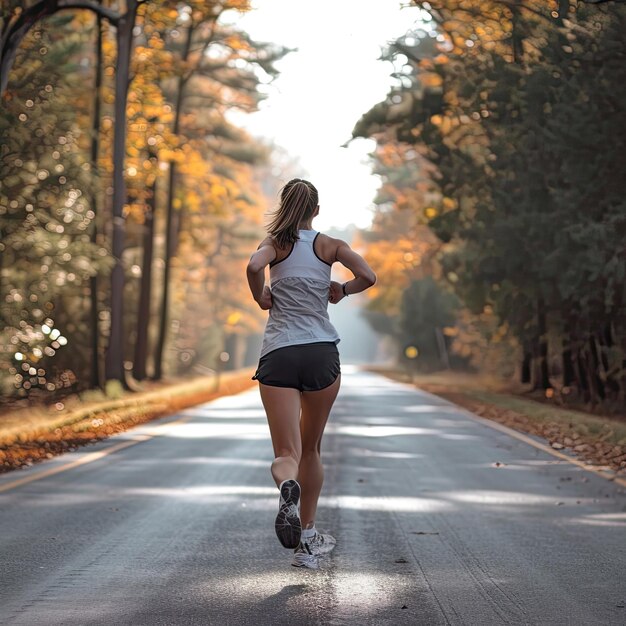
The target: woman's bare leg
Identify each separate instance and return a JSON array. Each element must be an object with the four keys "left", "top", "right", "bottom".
[
  {"left": 259, "top": 384, "right": 302, "bottom": 486},
  {"left": 298, "top": 375, "right": 341, "bottom": 528}
]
